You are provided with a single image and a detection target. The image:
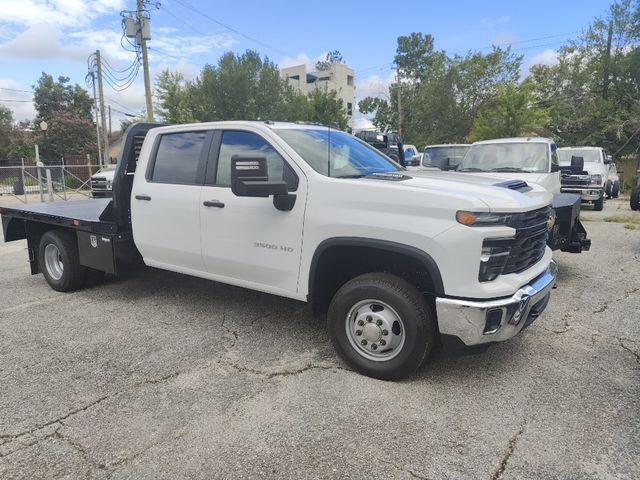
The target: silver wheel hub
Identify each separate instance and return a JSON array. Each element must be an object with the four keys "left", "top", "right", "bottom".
[
  {"left": 44, "top": 243, "right": 64, "bottom": 281},
  {"left": 345, "top": 300, "right": 405, "bottom": 362}
]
